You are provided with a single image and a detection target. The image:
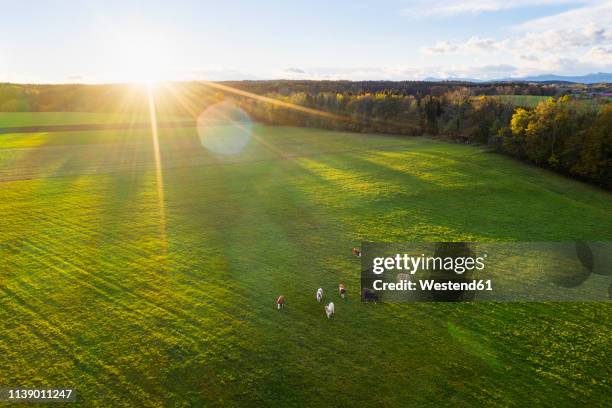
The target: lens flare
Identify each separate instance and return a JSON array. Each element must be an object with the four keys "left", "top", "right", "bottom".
[
  {"left": 147, "top": 85, "right": 167, "bottom": 253},
  {"left": 197, "top": 101, "right": 253, "bottom": 155}
]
